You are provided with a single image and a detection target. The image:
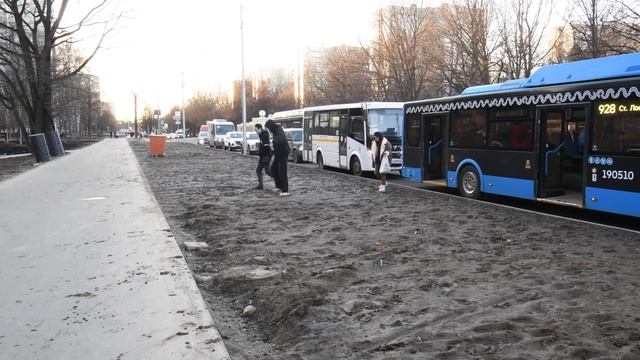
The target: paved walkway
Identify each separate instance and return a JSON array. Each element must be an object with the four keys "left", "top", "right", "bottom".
[{"left": 0, "top": 139, "right": 229, "bottom": 360}]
